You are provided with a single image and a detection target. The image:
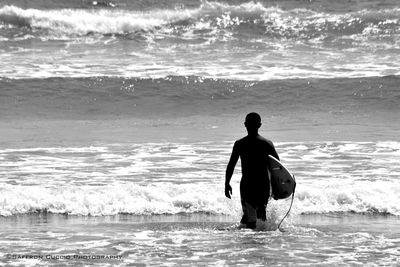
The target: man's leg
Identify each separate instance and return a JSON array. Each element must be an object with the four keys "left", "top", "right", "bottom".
[
  {"left": 240, "top": 198, "right": 248, "bottom": 224},
  {"left": 256, "top": 205, "right": 266, "bottom": 221},
  {"left": 243, "top": 201, "right": 257, "bottom": 229}
]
